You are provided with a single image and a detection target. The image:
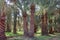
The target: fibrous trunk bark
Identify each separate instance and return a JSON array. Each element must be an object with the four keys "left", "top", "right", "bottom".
[
  {"left": 41, "top": 9, "right": 48, "bottom": 35},
  {"left": 34, "top": 24, "right": 37, "bottom": 33},
  {"left": 6, "top": 24, "right": 11, "bottom": 32},
  {"left": 49, "top": 27, "right": 54, "bottom": 34},
  {"left": 49, "top": 19, "right": 54, "bottom": 34},
  {"left": 23, "top": 11, "right": 28, "bottom": 36},
  {"left": 13, "top": 11, "right": 17, "bottom": 34},
  {"left": 56, "top": 25, "right": 60, "bottom": 33},
  {"left": 0, "top": 12, "right": 6, "bottom": 40},
  {"left": 29, "top": 3, "right": 35, "bottom": 37},
  {"left": 6, "top": 14, "right": 11, "bottom": 32}
]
